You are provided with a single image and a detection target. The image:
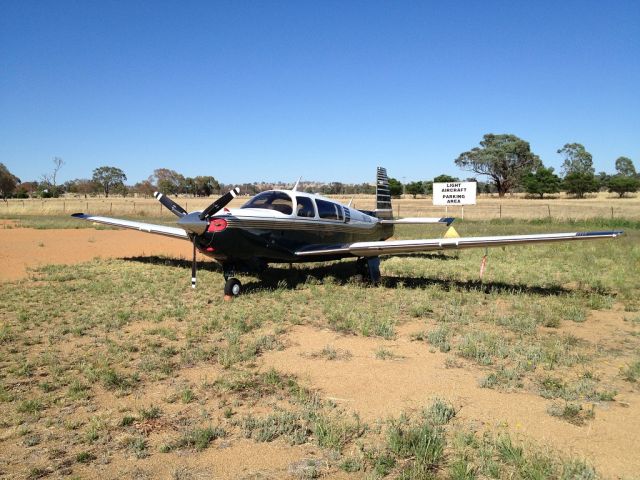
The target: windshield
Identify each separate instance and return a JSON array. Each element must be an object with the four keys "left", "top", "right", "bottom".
[{"left": 241, "top": 191, "right": 293, "bottom": 215}]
